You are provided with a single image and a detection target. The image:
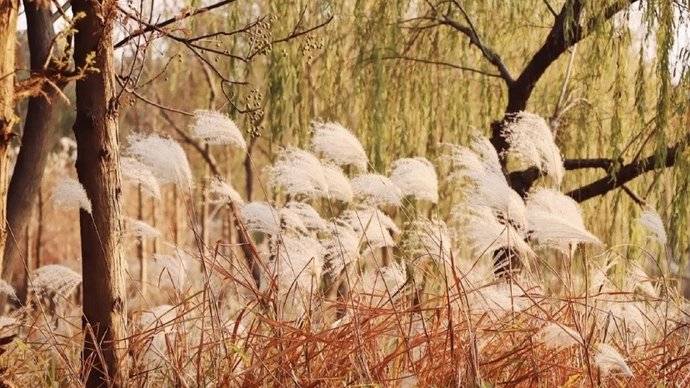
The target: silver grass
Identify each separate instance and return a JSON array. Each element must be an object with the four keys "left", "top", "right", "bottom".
[
  {"left": 390, "top": 157, "right": 438, "bottom": 203},
  {"left": 140, "top": 304, "right": 178, "bottom": 330},
  {"left": 125, "top": 217, "right": 161, "bottom": 239},
  {"left": 267, "top": 235, "right": 325, "bottom": 320},
  {"left": 52, "top": 177, "right": 92, "bottom": 214},
  {"left": 239, "top": 202, "right": 281, "bottom": 235},
  {"left": 626, "top": 264, "right": 658, "bottom": 297},
  {"left": 594, "top": 343, "right": 633, "bottom": 376},
  {"left": 503, "top": 112, "right": 565, "bottom": 185},
  {"left": 151, "top": 253, "right": 189, "bottom": 291},
  {"left": 467, "top": 283, "right": 530, "bottom": 314},
  {"left": 208, "top": 176, "right": 244, "bottom": 205},
  {"left": 322, "top": 222, "right": 360, "bottom": 277},
  {"left": 30, "top": 264, "right": 82, "bottom": 297},
  {"left": 526, "top": 188, "right": 601, "bottom": 253},
  {"left": 340, "top": 207, "right": 400, "bottom": 250},
  {"left": 311, "top": 121, "right": 368, "bottom": 171},
  {"left": 639, "top": 209, "right": 668, "bottom": 245},
  {"left": 127, "top": 133, "right": 193, "bottom": 189},
  {"left": 279, "top": 207, "right": 309, "bottom": 235},
  {"left": 355, "top": 262, "right": 407, "bottom": 306},
  {"left": 448, "top": 137, "right": 527, "bottom": 231},
  {"left": 0, "top": 280, "right": 17, "bottom": 301},
  {"left": 464, "top": 205, "right": 534, "bottom": 260},
  {"left": 285, "top": 202, "right": 329, "bottom": 231},
  {"left": 406, "top": 219, "right": 452, "bottom": 263},
  {"left": 538, "top": 323, "right": 582, "bottom": 350},
  {"left": 268, "top": 147, "right": 329, "bottom": 198},
  {"left": 120, "top": 157, "right": 162, "bottom": 199},
  {"left": 0, "top": 316, "right": 18, "bottom": 329},
  {"left": 191, "top": 110, "right": 247, "bottom": 149},
  {"left": 322, "top": 163, "right": 353, "bottom": 202},
  {"left": 351, "top": 173, "right": 402, "bottom": 207}
]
